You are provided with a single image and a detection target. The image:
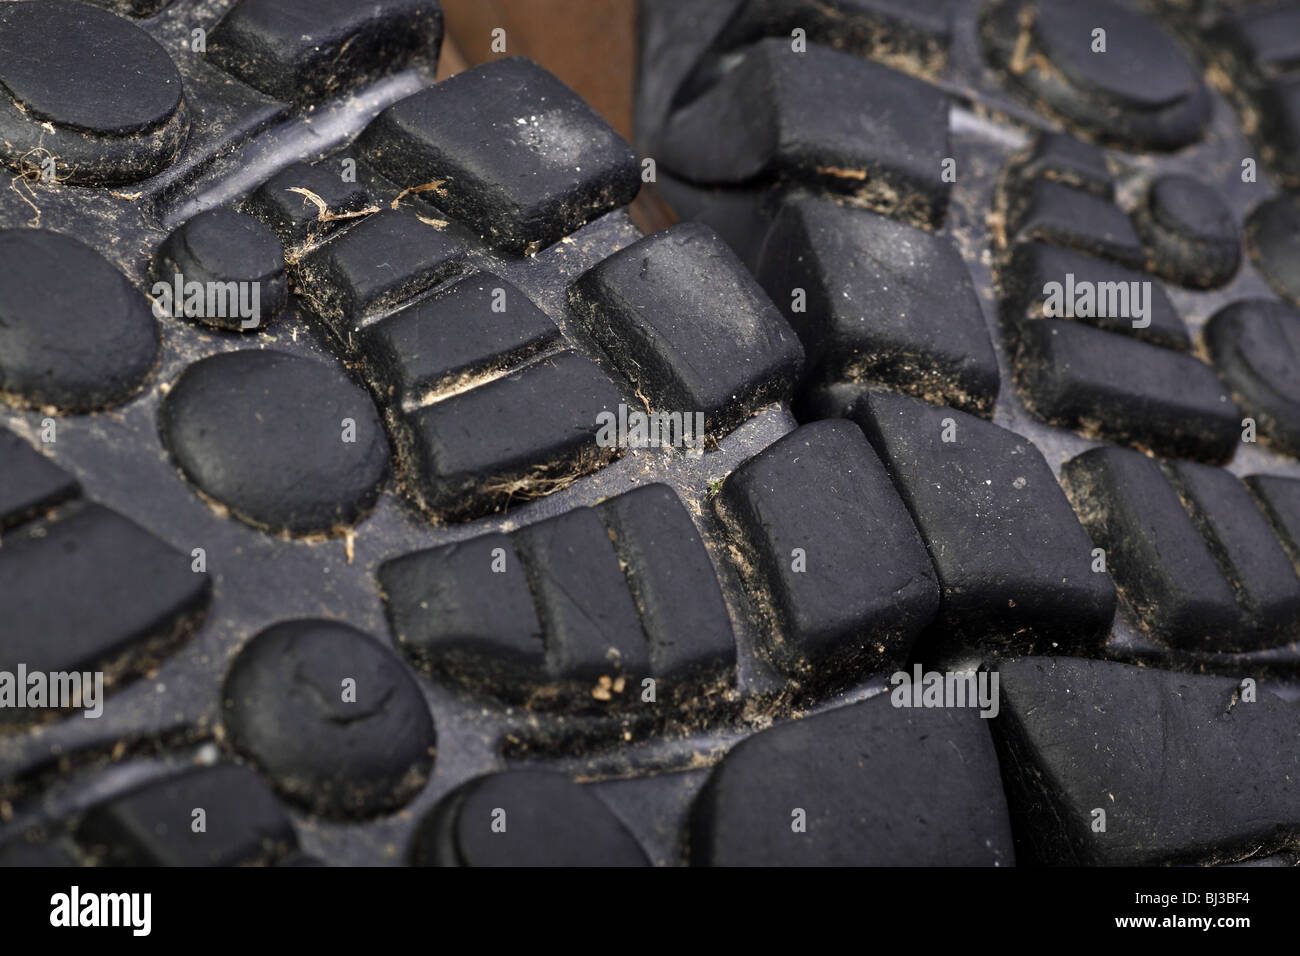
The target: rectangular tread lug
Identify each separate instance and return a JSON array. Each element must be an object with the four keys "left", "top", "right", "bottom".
[
  {"left": 297, "top": 208, "right": 467, "bottom": 332},
  {"left": 568, "top": 222, "right": 804, "bottom": 435},
  {"left": 1000, "top": 242, "right": 1191, "bottom": 352},
  {"left": 513, "top": 506, "right": 651, "bottom": 684},
  {"left": 993, "top": 657, "right": 1300, "bottom": 866},
  {"left": 400, "top": 351, "right": 625, "bottom": 522},
  {"left": 715, "top": 419, "right": 938, "bottom": 678},
  {"left": 1014, "top": 319, "right": 1240, "bottom": 462},
  {"left": 596, "top": 484, "right": 736, "bottom": 684},
  {"left": 361, "top": 273, "right": 561, "bottom": 407},
  {"left": 1060, "top": 446, "right": 1240, "bottom": 651},
  {"left": 1164, "top": 460, "right": 1300, "bottom": 650},
  {"left": 0, "top": 427, "right": 80, "bottom": 530},
  {"left": 849, "top": 389, "right": 1117, "bottom": 651}
]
